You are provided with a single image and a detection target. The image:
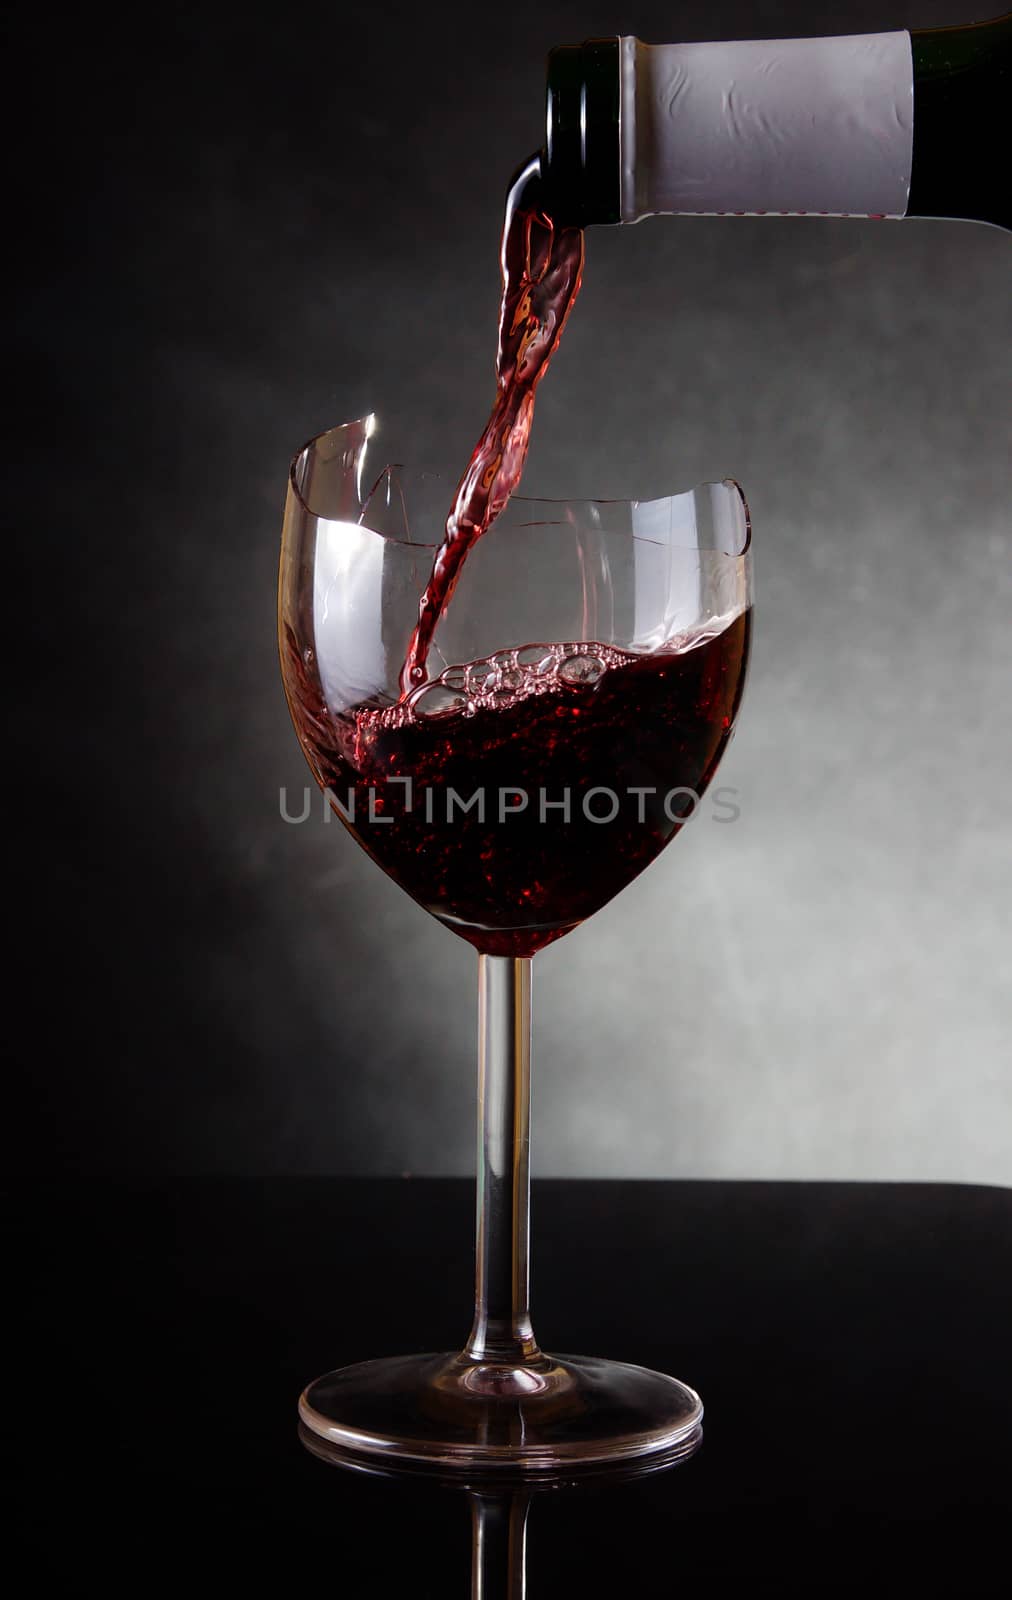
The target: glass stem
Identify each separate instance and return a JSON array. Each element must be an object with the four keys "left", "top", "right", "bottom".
[{"left": 465, "top": 954, "right": 540, "bottom": 1366}]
